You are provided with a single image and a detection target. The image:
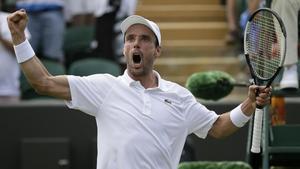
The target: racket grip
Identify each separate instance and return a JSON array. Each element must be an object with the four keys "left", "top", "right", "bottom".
[{"left": 251, "top": 108, "right": 264, "bottom": 153}]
